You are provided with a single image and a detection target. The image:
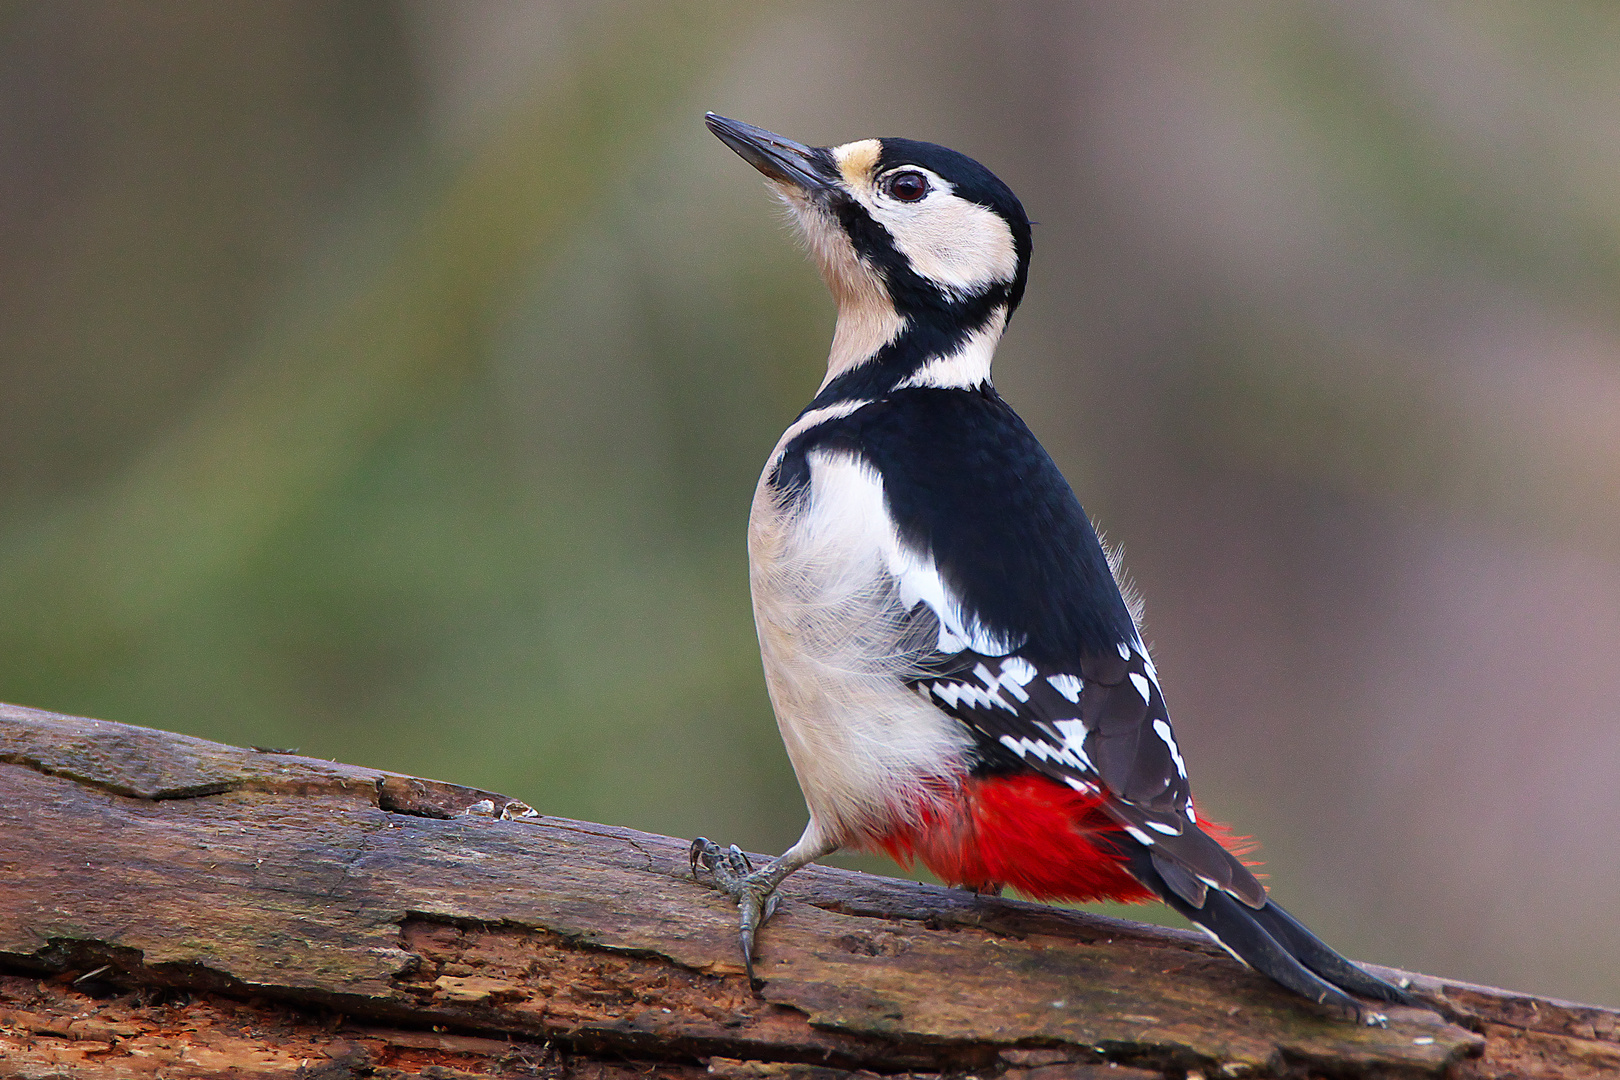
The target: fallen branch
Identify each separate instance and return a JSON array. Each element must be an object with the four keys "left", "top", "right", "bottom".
[{"left": 1, "top": 702, "right": 1614, "bottom": 1079}]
